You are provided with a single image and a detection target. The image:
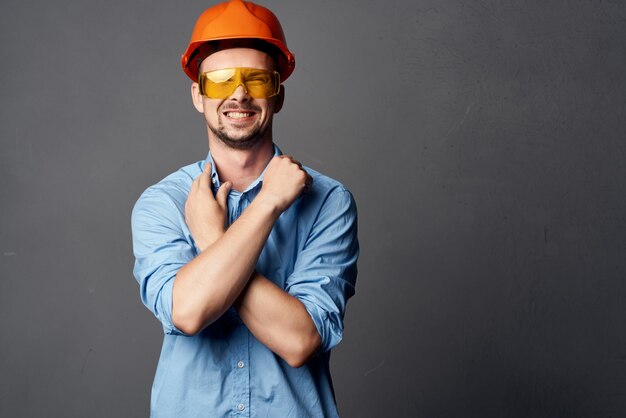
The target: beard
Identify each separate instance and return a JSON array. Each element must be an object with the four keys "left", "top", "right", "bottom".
[{"left": 209, "top": 102, "right": 267, "bottom": 150}]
